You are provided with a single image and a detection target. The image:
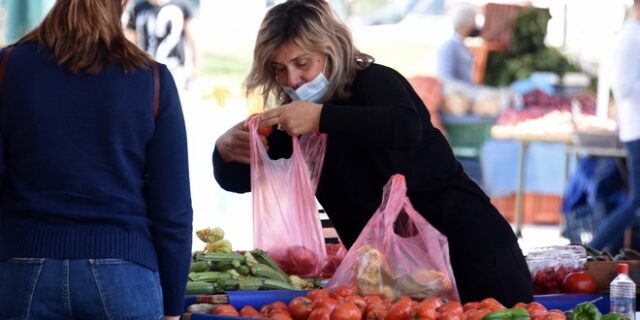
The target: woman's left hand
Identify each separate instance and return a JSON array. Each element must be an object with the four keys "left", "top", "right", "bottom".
[{"left": 260, "top": 100, "right": 323, "bottom": 136}]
